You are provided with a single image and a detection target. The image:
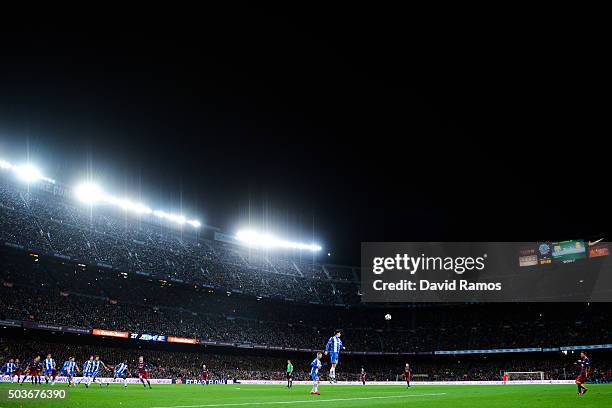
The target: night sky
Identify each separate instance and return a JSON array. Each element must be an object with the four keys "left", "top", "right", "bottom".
[{"left": 0, "top": 9, "right": 608, "bottom": 264}]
